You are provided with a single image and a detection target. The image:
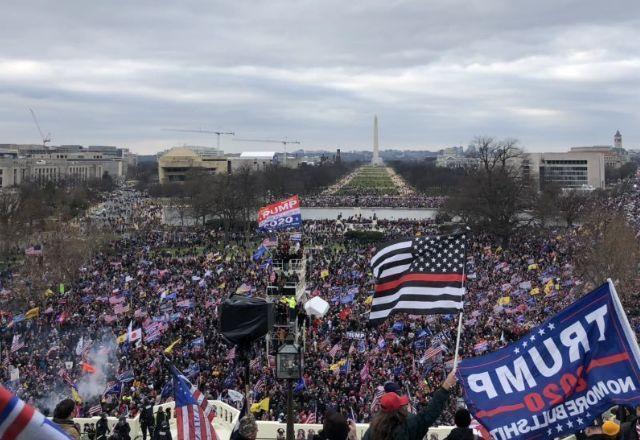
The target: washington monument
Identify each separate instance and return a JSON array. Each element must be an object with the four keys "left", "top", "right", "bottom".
[{"left": 371, "top": 115, "right": 381, "bottom": 165}]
